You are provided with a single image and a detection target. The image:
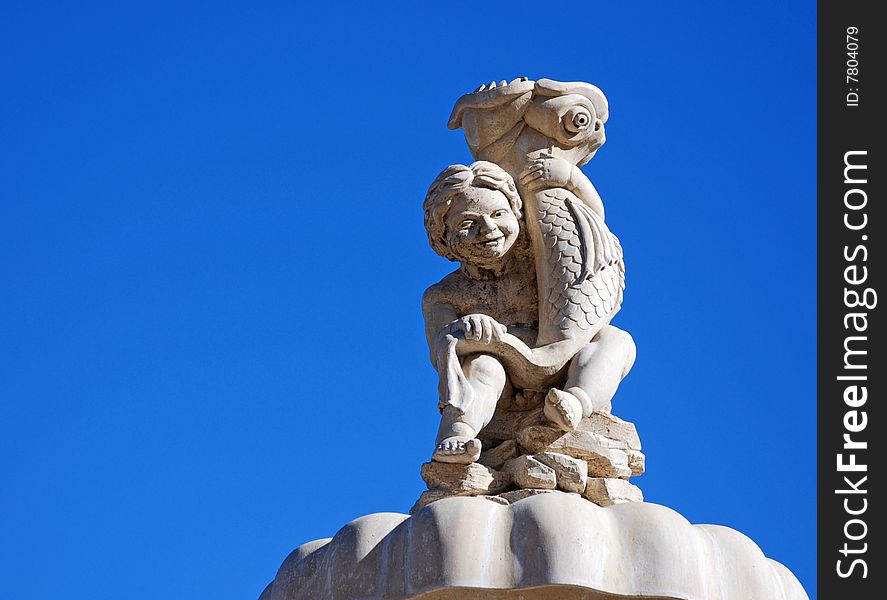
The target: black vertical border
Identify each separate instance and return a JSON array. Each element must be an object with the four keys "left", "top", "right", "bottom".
[{"left": 818, "top": 1, "right": 882, "bottom": 598}]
